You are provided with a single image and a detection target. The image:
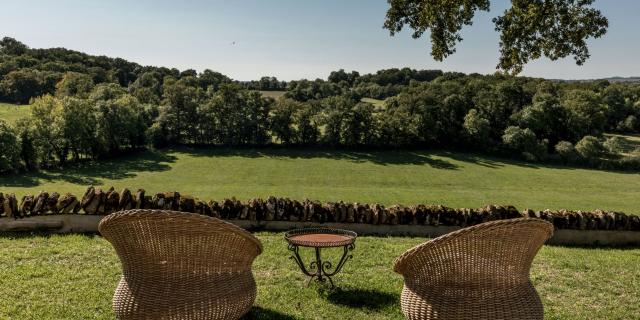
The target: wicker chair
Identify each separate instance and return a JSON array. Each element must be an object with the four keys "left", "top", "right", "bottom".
[
  {"left": 394, "top": 218, "right": 553, "bottom": 320},
  {"left": 99, "top": 209, "right": 263, "bottom": 320}
]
